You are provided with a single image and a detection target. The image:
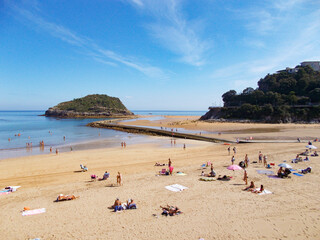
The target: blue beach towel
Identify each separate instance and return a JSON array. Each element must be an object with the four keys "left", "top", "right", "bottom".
[{"left": 293, "top": 173, "right": 304, "bottom": 177}]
